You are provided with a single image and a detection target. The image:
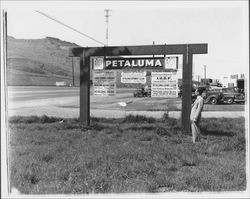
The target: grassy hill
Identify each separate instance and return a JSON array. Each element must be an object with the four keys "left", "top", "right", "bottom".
[
  {"left": 7, "top": 36, "right": 80, "bottom": 86},
  {"left": 6, "top": 36, "right": 171, "bottom": 88}
]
